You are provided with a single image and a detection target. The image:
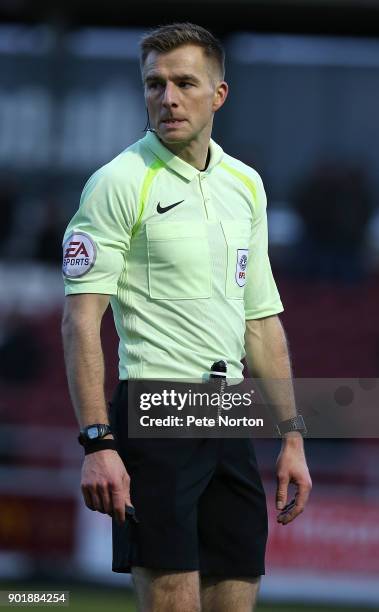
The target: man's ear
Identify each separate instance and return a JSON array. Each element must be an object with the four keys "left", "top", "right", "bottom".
[{"left": 212, "top": 81, "right": 229, "bottom": 112}]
